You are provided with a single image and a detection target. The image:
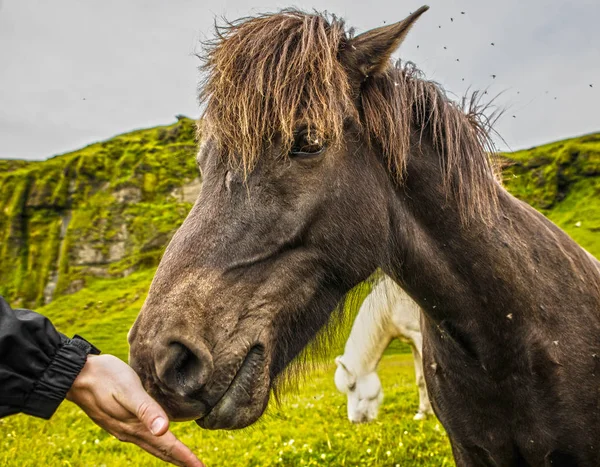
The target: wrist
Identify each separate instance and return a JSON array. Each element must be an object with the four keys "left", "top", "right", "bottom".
[
  {"left": 65, "top": 335, "right": 101, "bottom": 402},
  {"left": 66, "top": 354, "right": 98, "bottom": 401}
]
